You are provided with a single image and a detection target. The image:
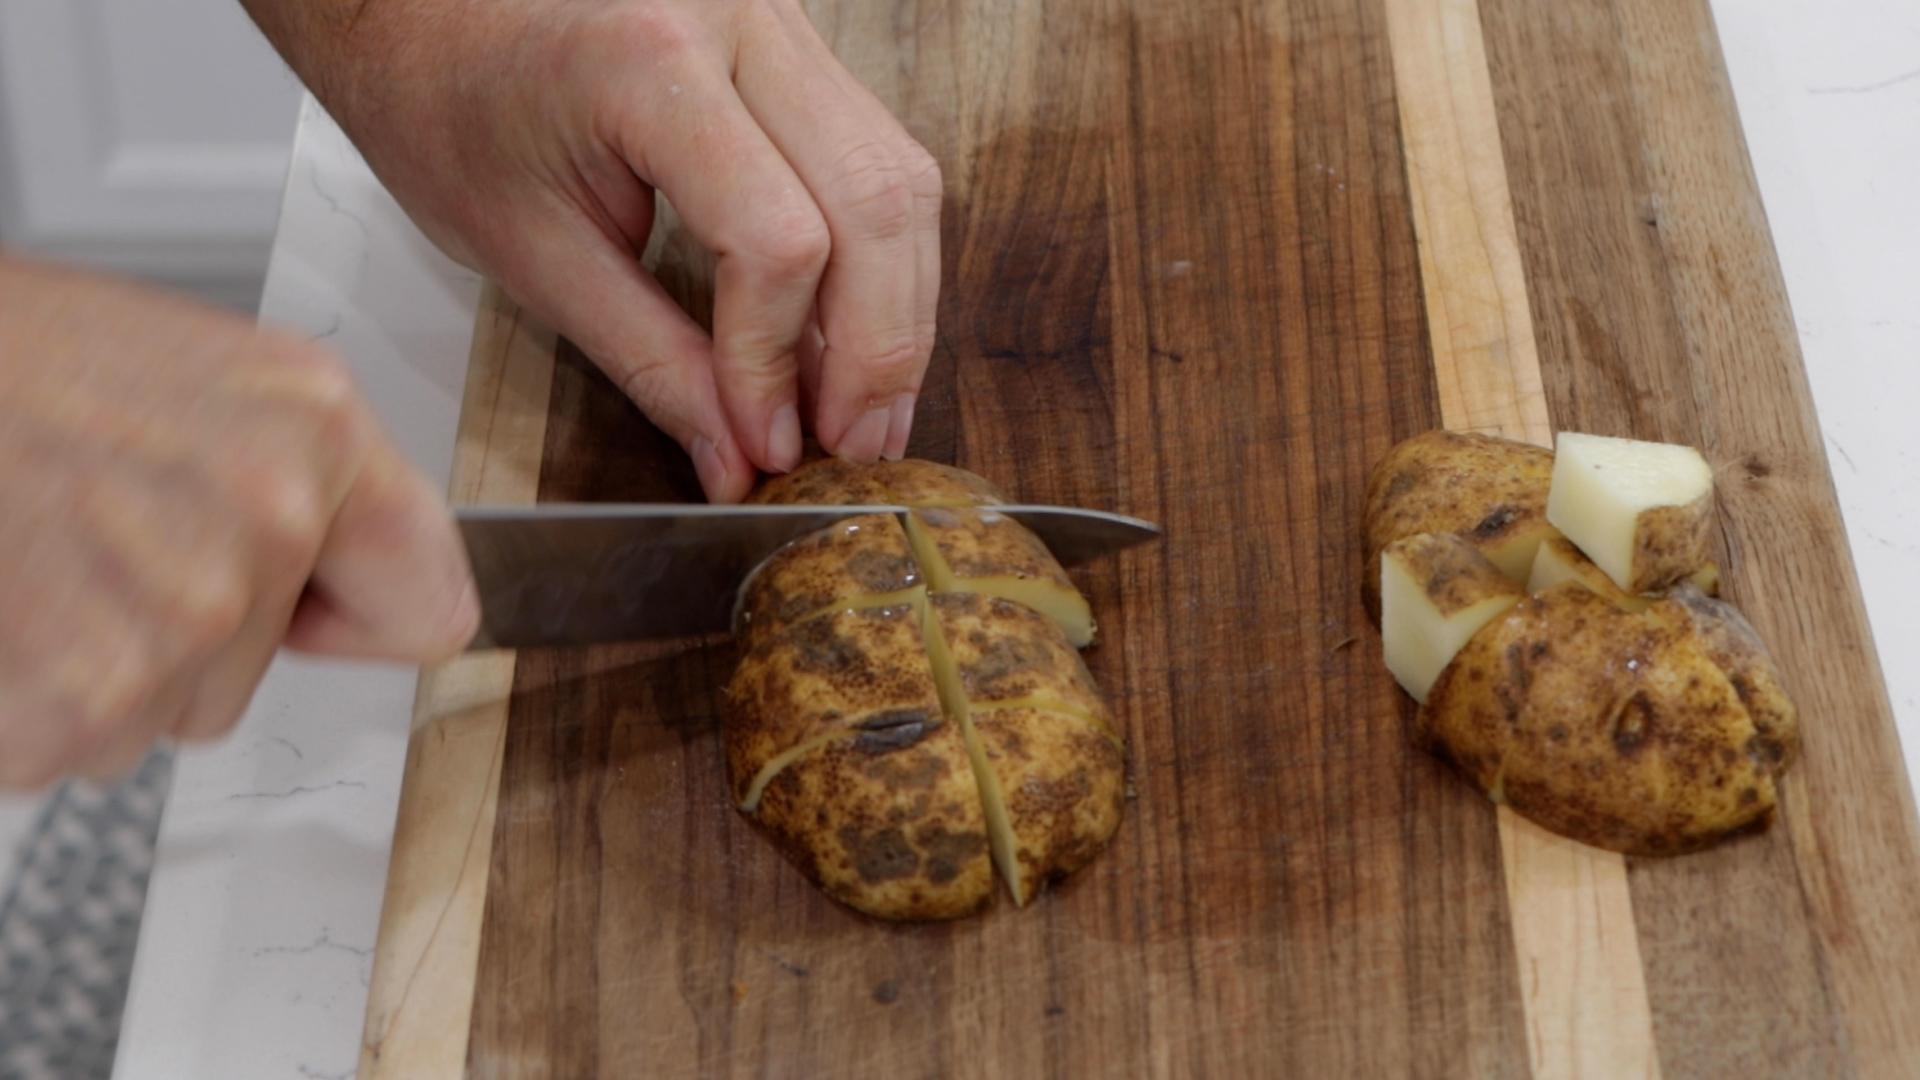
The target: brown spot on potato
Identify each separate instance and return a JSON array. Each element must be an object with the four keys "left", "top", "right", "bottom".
[
  {"left": 865, "top": 752, "right": 949, "bottom": 792},
  {"left": 839, "top": 827, "right": 918, "bottom": 883},
  {"left": 918, "top": 826, "right": 988, "bottom": 885},
  {"left": 845, "top": 548, "right": 918, "bottom": 592},
  {"left": 1612, "top": 692, "right": 1654, "bottom": 756},
  {"left": 1469, "top": 504, "right": 1521, "bottom": 540}
]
